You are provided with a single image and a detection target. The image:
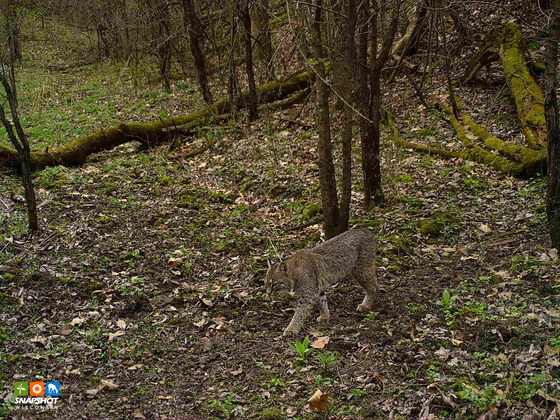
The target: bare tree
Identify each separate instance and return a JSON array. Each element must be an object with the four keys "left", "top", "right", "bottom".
[
  {"left": 183, "top": 0, "right": 213, "bottom": 103},
  {"left": 250, "top": 0, "right": 274, "bottom": 80},
  {"left": 238, "top": 0, "right": 259, "bottom": 120},
  {"left": 357, "top": 0, "right": 400, "bottom": 209},
  {"left": 310, "top": 0, "right": 339, "bottom": 238},
  {"left": 0, "top": 61, "right": 38, "bottom": 232}
]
